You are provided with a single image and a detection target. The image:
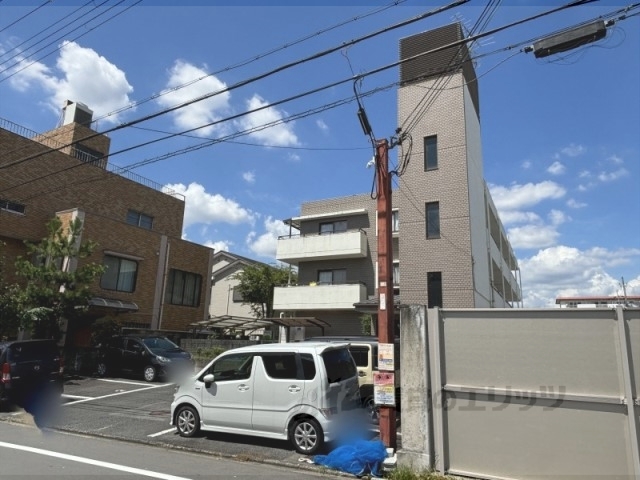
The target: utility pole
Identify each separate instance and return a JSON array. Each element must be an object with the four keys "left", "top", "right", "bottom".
[{"left": 375, "top": 138, "right": 397, "bottom": 449}]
